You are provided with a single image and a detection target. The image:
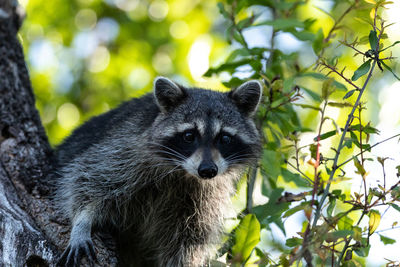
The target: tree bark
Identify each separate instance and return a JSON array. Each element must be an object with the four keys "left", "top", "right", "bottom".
[{"left": 0, "top": 0, "right": 117, "bottom": 265}]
